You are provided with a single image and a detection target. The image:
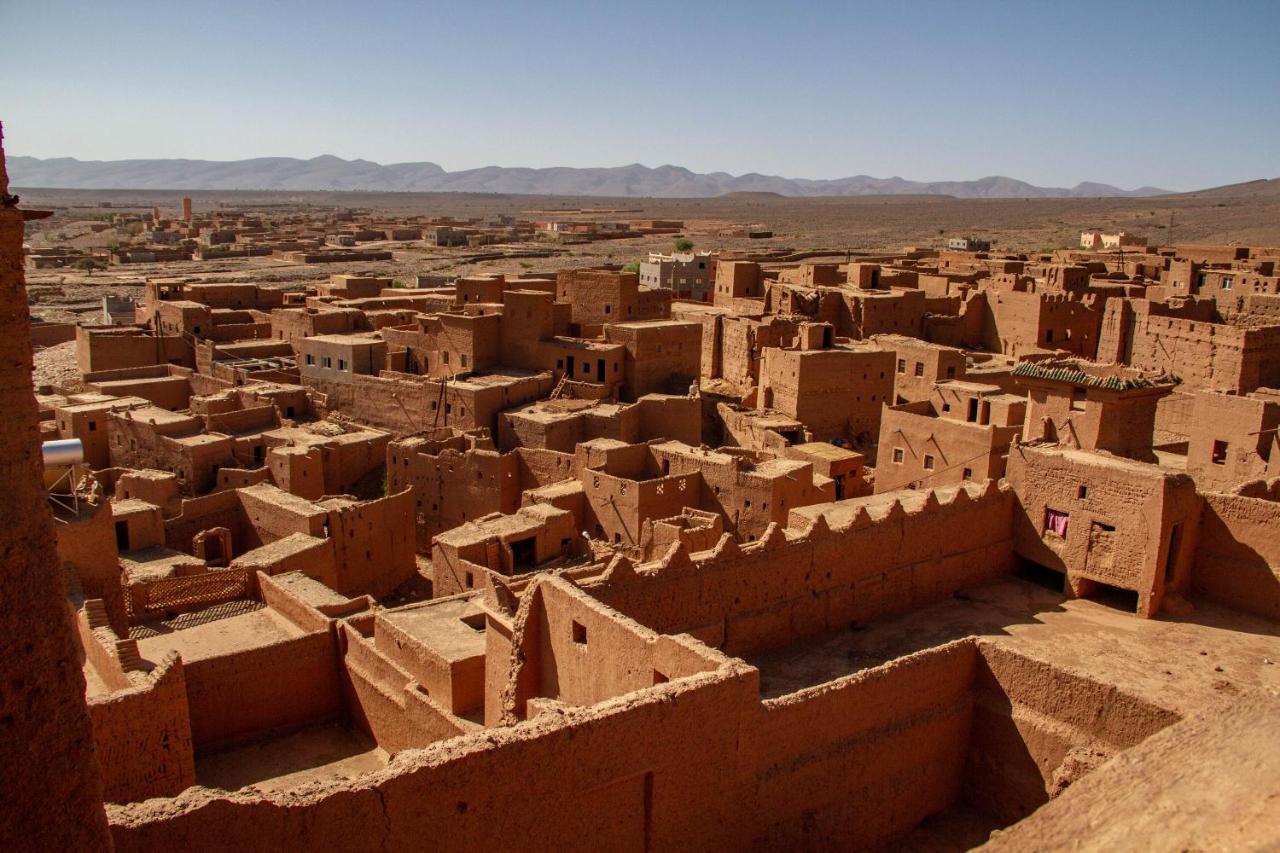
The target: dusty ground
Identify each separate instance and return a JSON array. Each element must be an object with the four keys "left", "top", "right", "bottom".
[
  {"left": 195, "top": 722, "right": 387, "bottom": 794},
  {"left": 749, "top": 576, "right": 1280, "bottom": 711},
  {"left": 17, "top": 182, "right": 1280, "bottom": 331}
]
